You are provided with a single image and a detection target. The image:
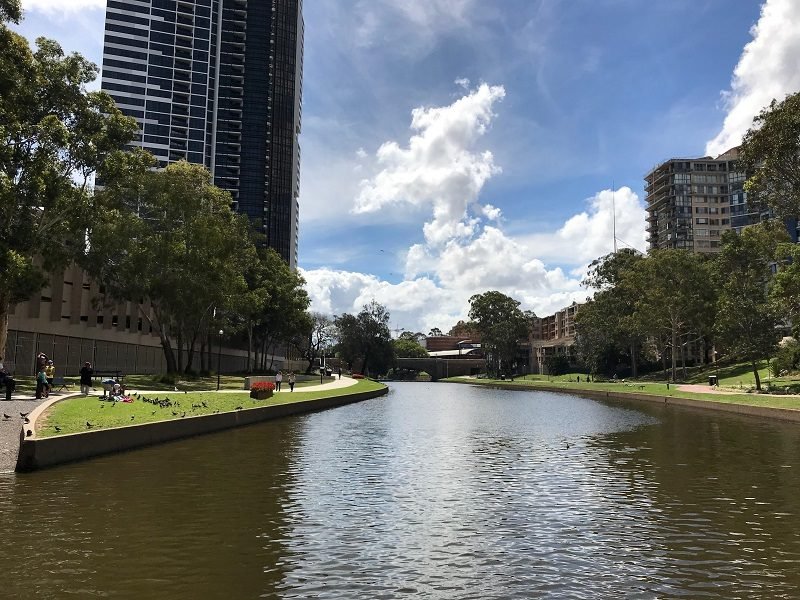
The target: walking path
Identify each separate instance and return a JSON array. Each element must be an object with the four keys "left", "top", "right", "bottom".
[
  {"left": 677, "top": 383, "right": 800, "bottom": 397},
  {"left": 0, "top": 377, "right": 359, "bottom": 473}
]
